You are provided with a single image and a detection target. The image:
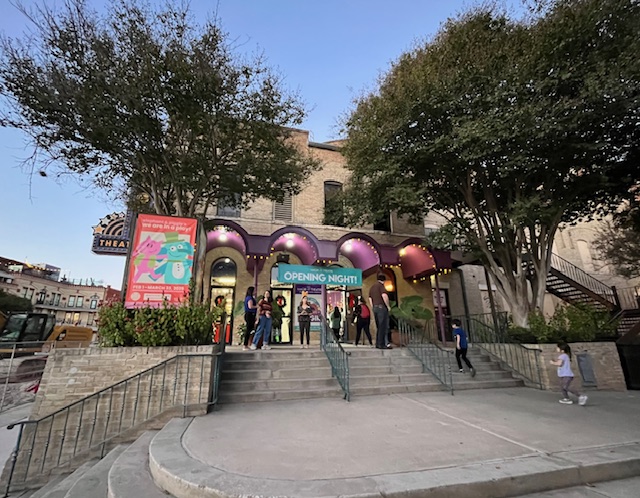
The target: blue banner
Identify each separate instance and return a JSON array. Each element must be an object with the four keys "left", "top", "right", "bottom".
[{"left": 278, "top": 264, "right": 362, "bottom": 286}]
